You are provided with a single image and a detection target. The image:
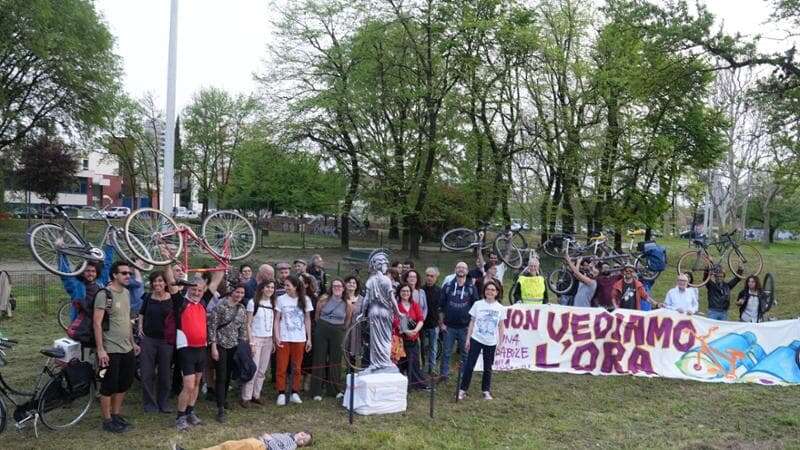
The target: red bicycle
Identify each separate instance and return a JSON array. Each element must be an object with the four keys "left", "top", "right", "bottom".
[{"left": 122, "top": 208, "right": 256, "bottom": 274}]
